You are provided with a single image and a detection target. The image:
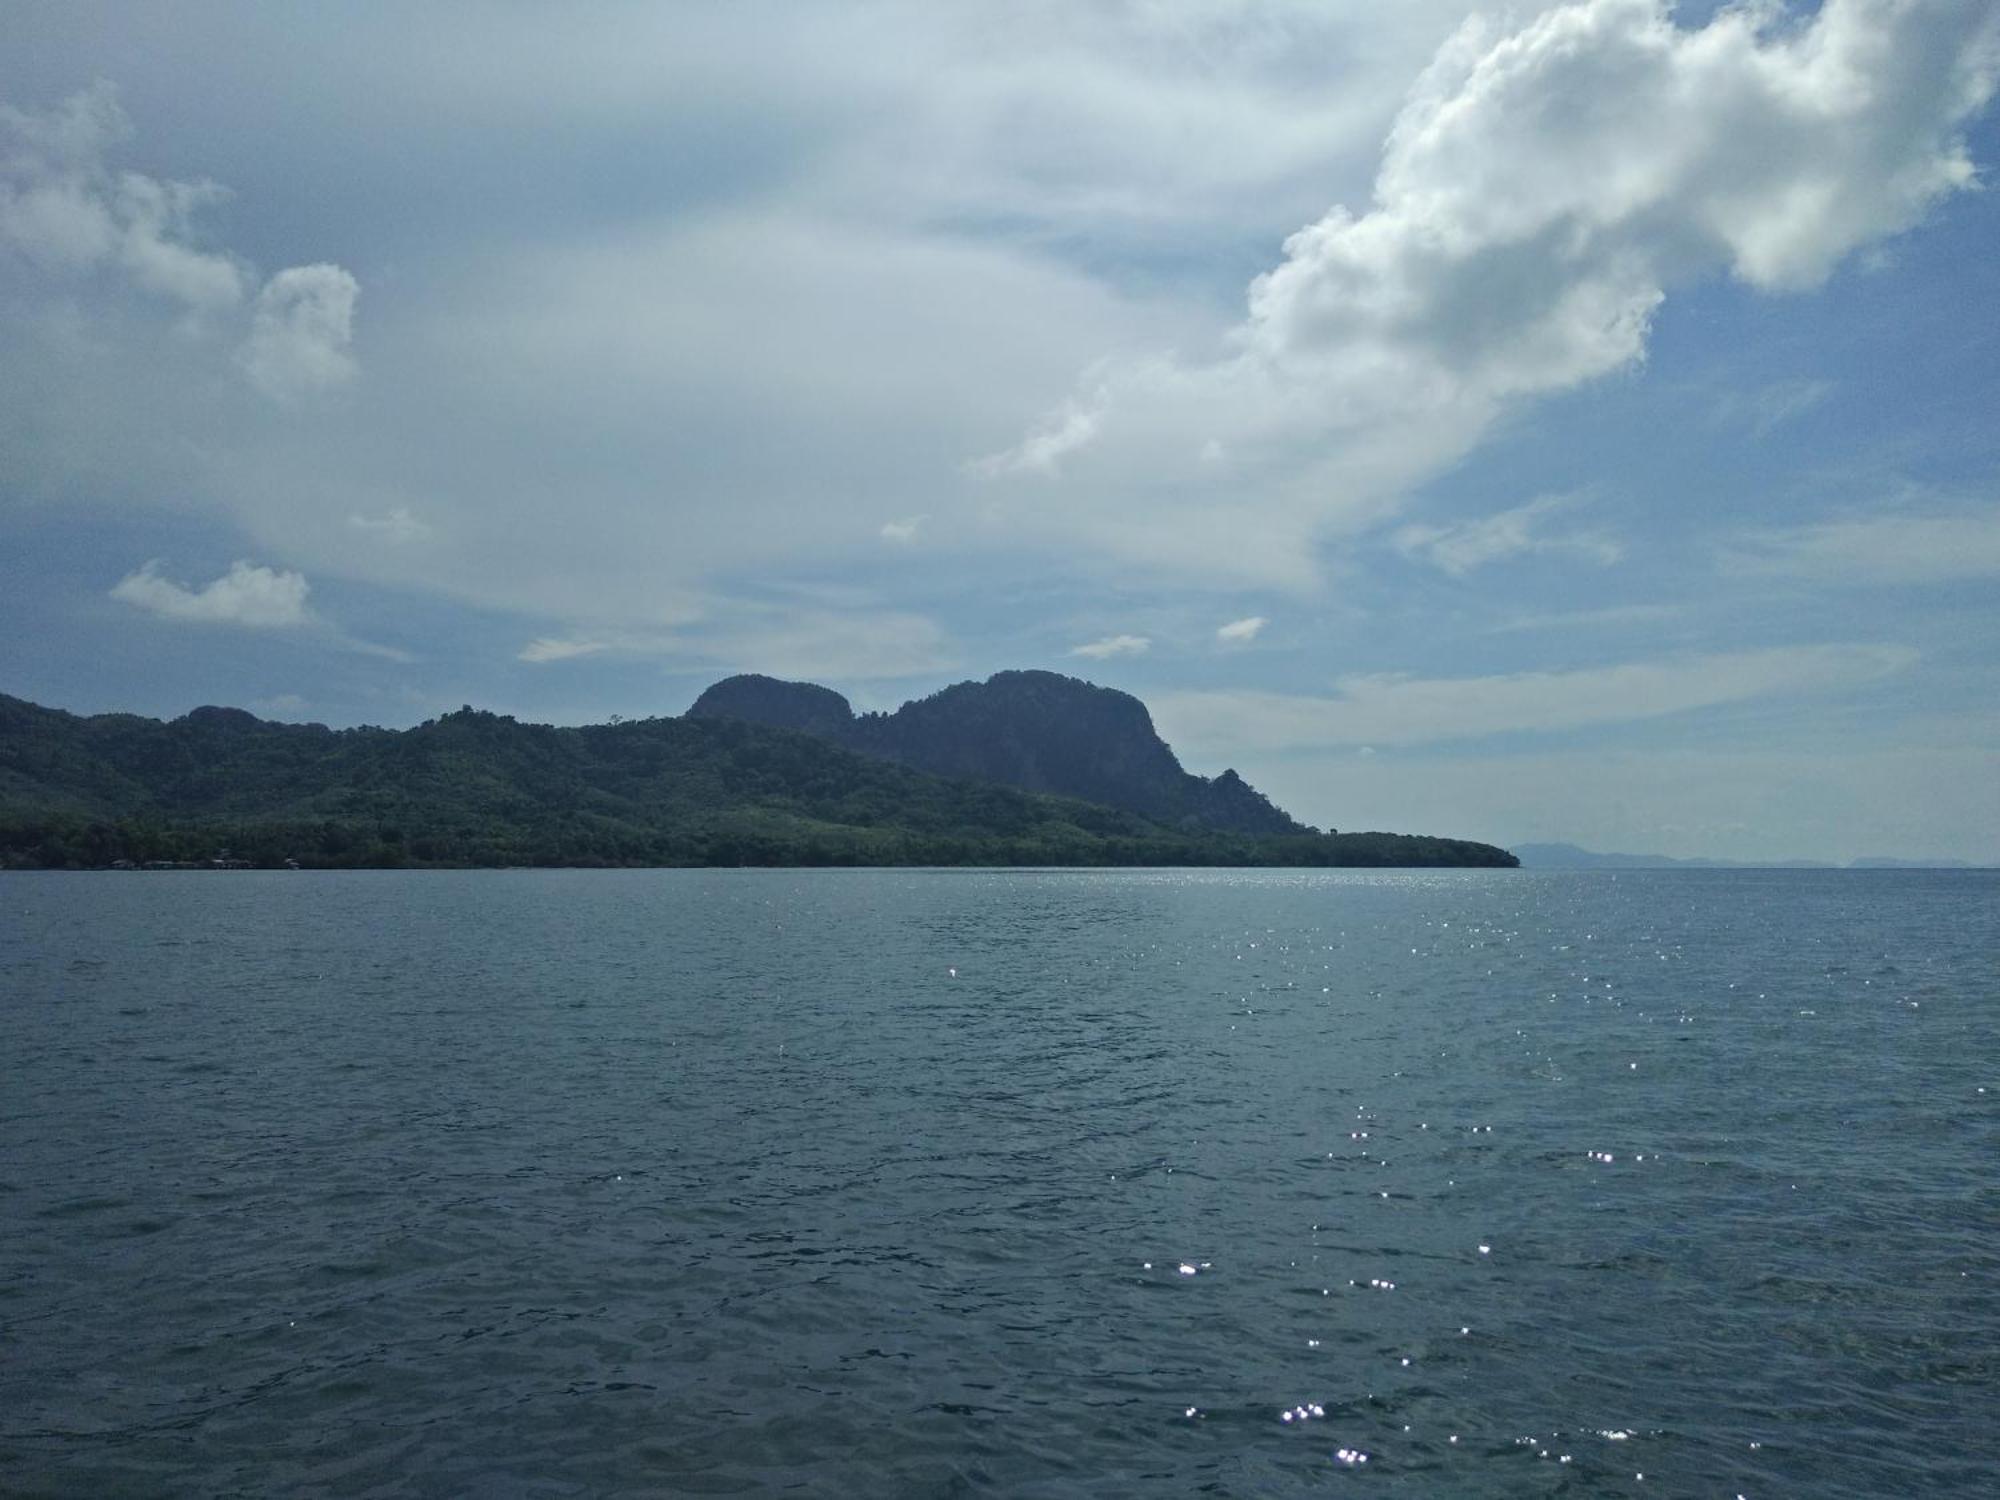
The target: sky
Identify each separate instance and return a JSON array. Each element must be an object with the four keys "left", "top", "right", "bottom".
[{"left": 4, "top": 0, "right": 1998, "bottom": 863}]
